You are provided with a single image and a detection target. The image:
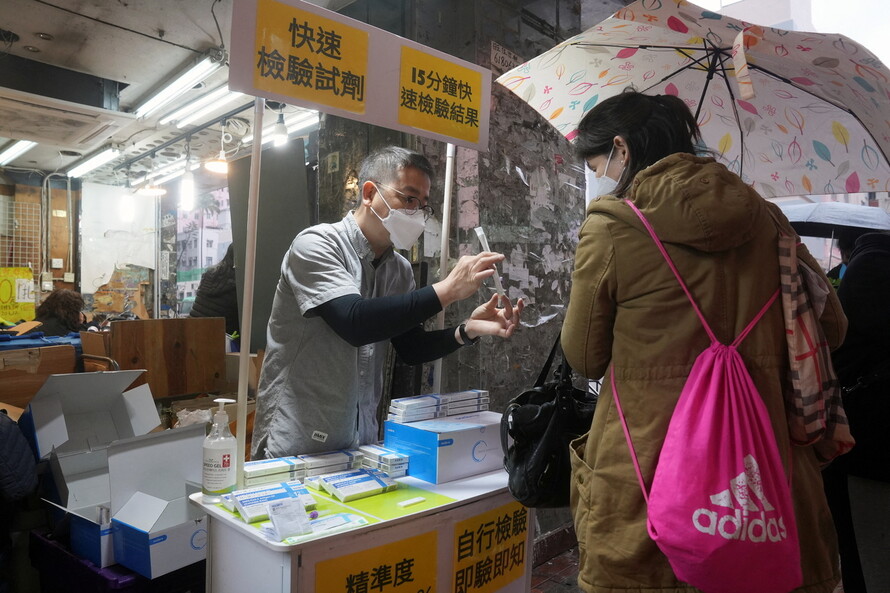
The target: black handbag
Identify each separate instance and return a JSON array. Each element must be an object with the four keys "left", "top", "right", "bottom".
[{"left": 500, "top": 334, "right": 598, "bottom": 508}]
